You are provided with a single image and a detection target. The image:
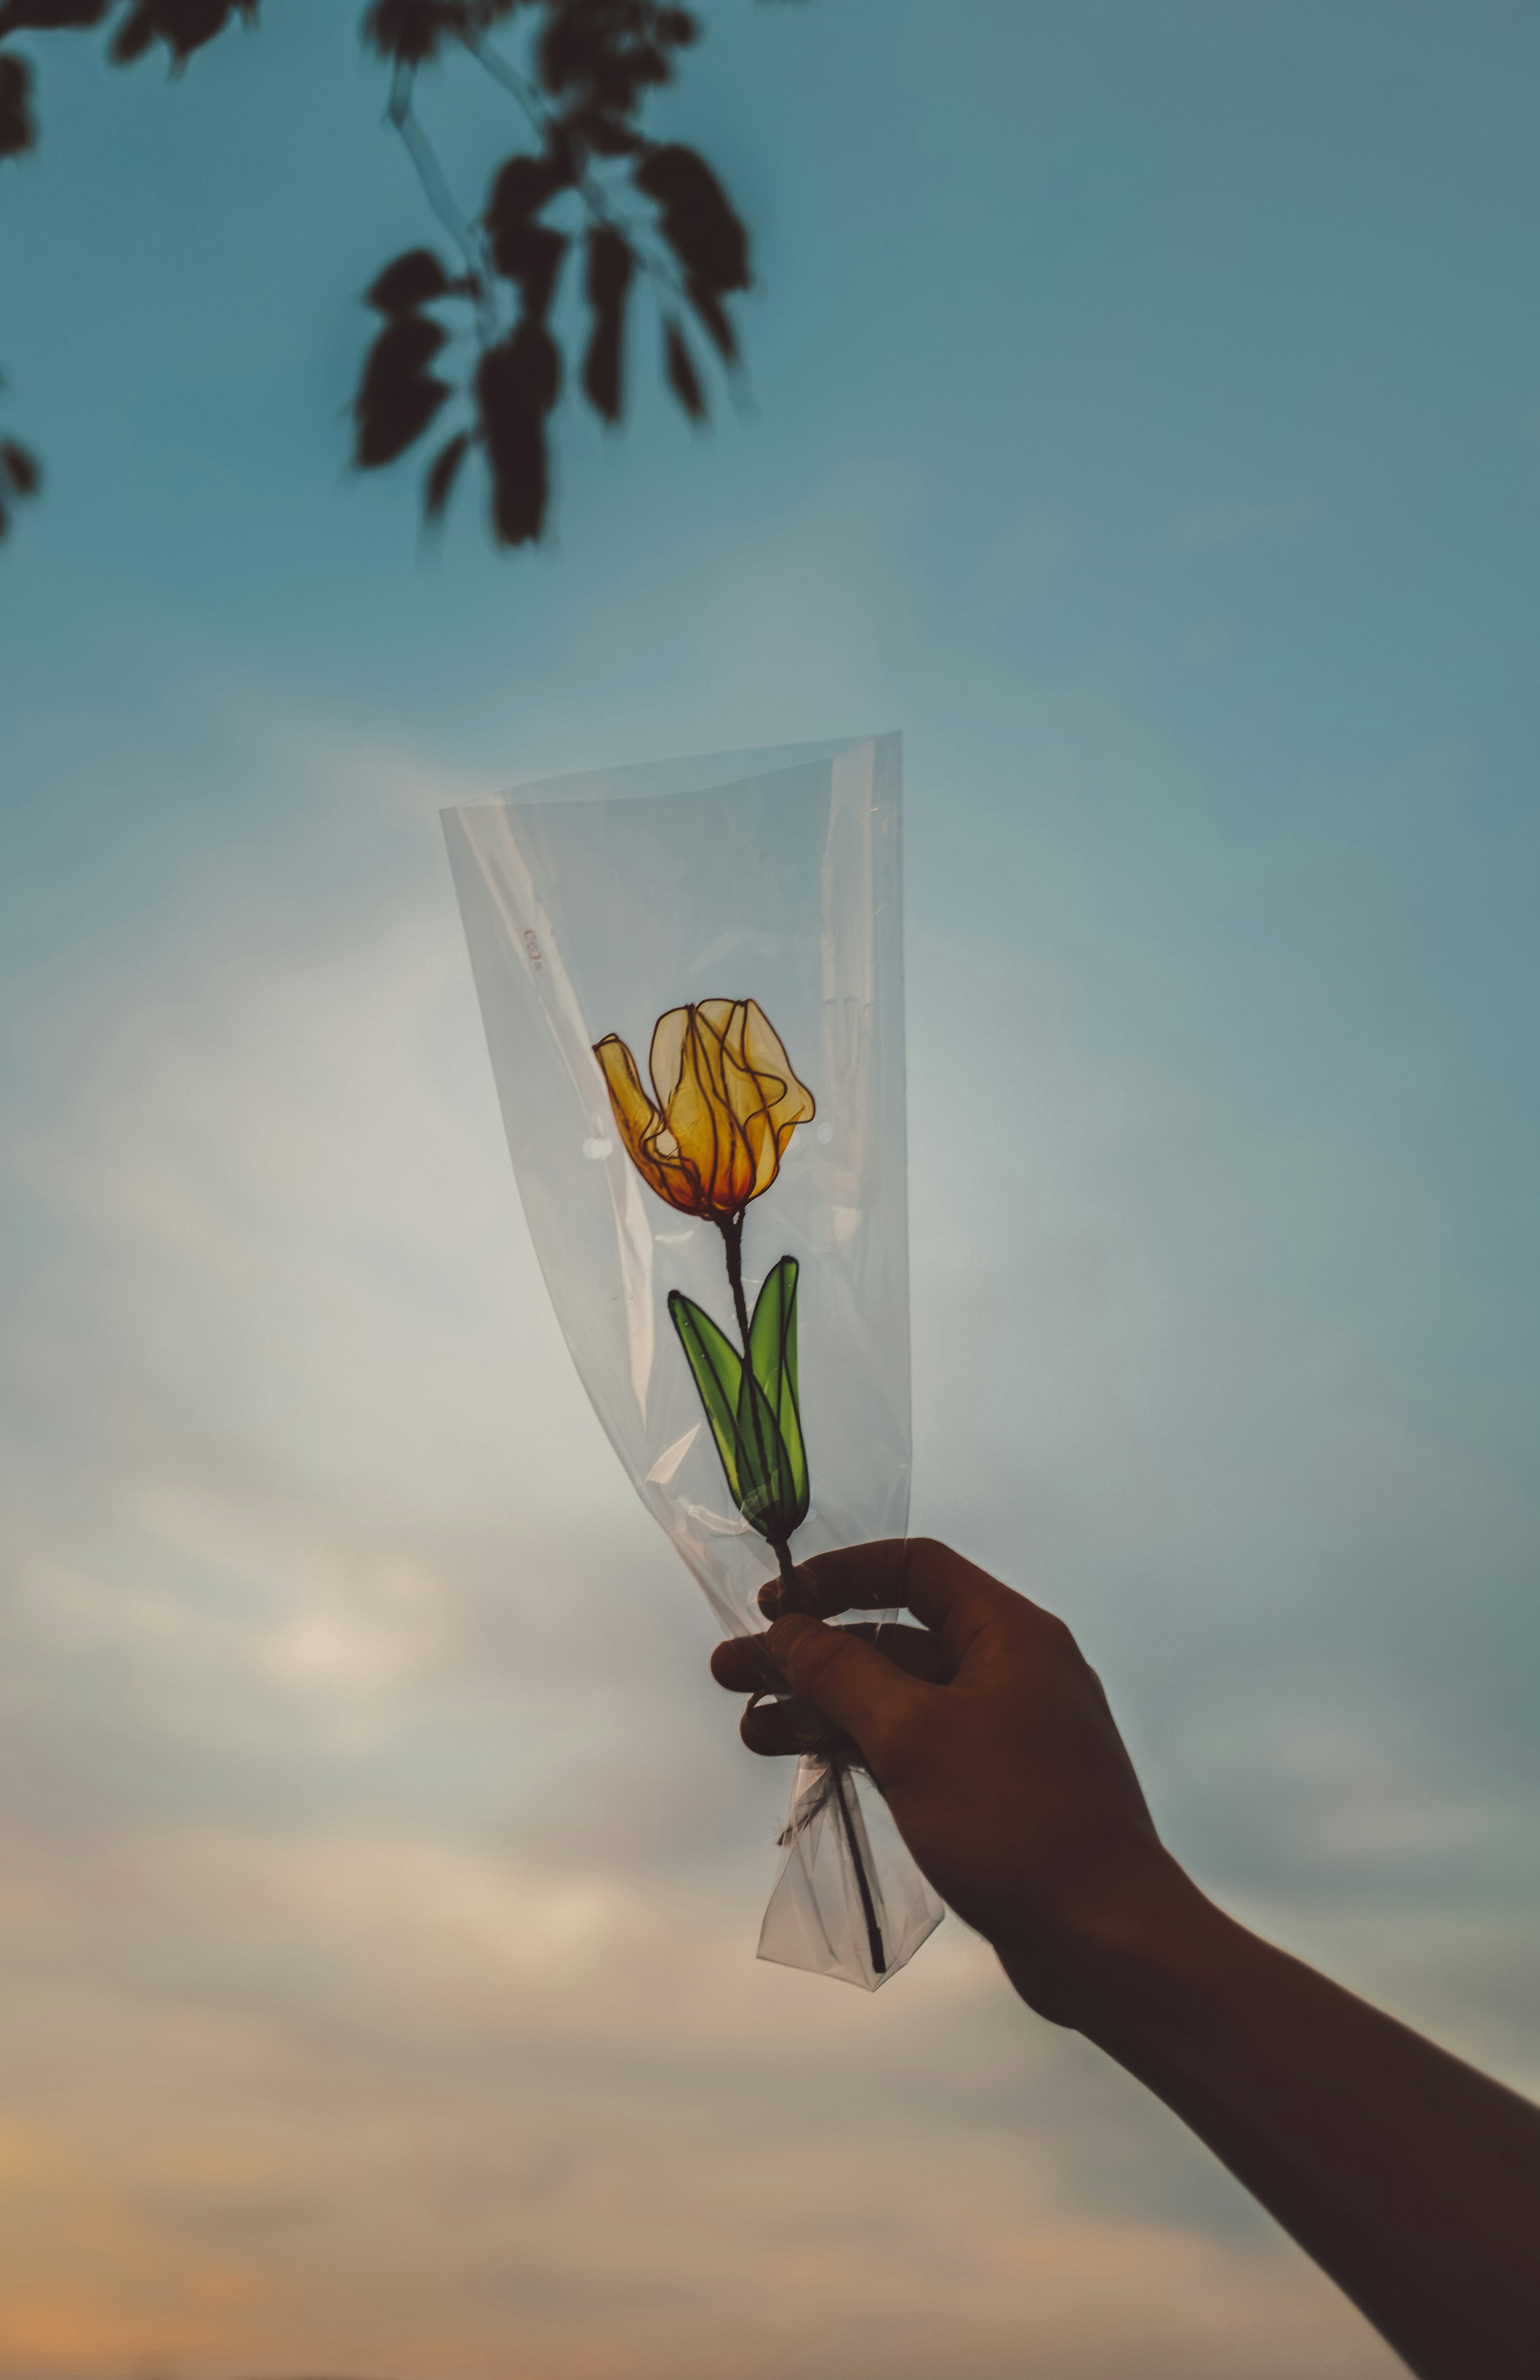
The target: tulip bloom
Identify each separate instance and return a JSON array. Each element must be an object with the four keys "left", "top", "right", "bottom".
[{"left": 593, "top": 998, "right": 815, "bottom": 1221}]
